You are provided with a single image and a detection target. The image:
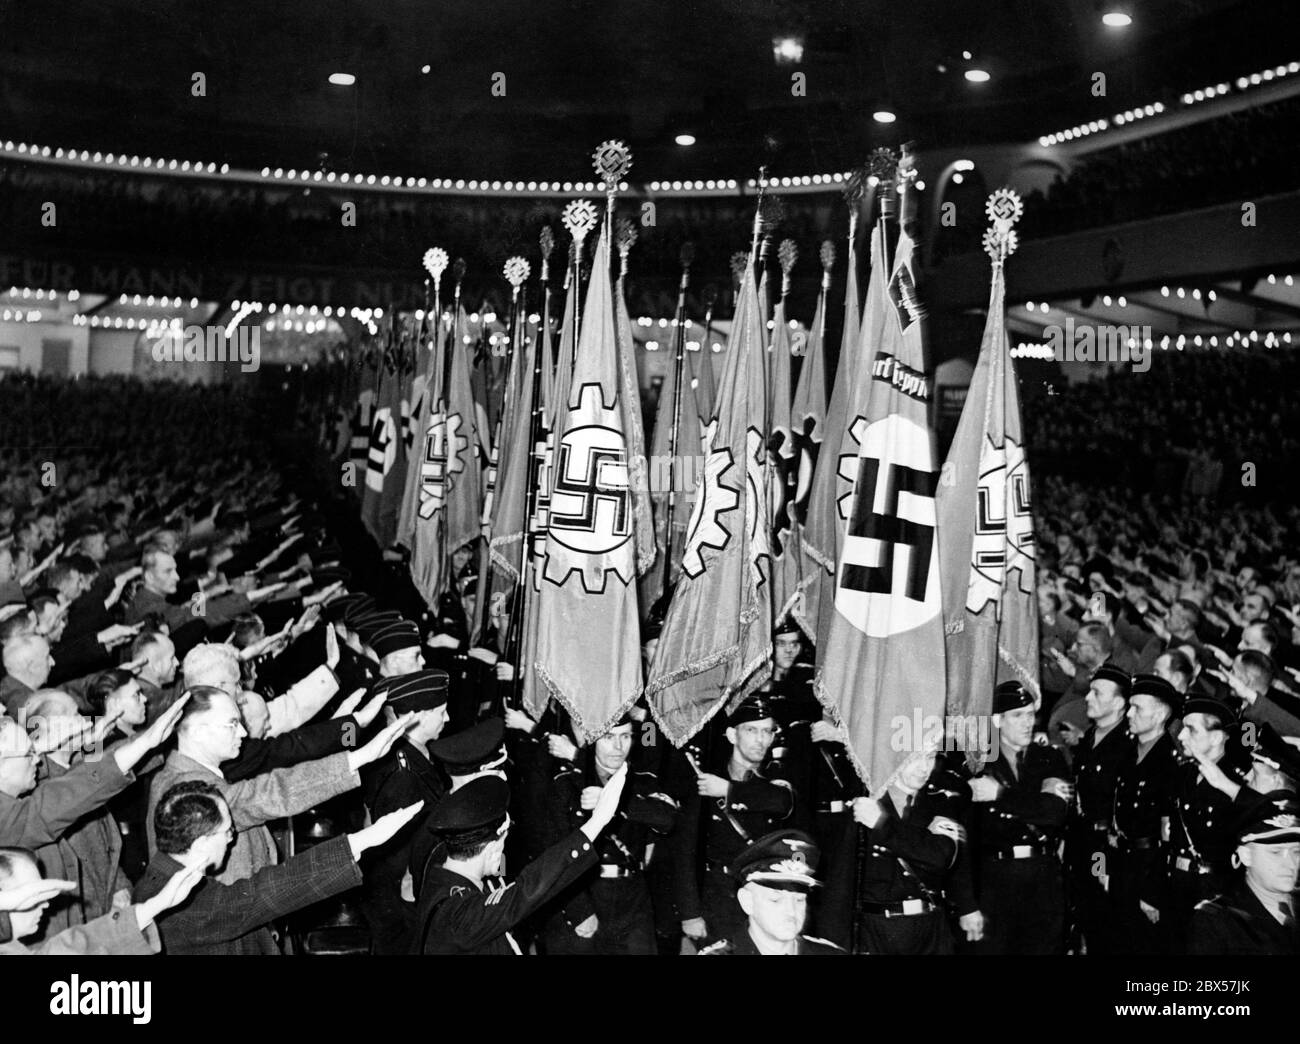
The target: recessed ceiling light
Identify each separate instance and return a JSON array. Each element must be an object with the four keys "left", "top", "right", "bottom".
[
  {"left": 1102, "top": 11, "right": 1132, "bottom": 28},
  {"left": 421, "top": 65, "right": 431, "bottom": 75},
  {"left": 675, "top": 133, "right": 696, "bottom": 146},
  {"left": 329, "top": 73, "right": 356, "bottom": 86},
  {"left": 873, "top": 110, "right": 897, "bottom": 123},
  {"left": 965, "top": 69, "right": 990, "bottom": 83},
  {"left": 962, "top": 50, "right": 973, "bottom": 60},
  {"left": 771, "top": 36, "right": 804, "bottom": 64}
]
